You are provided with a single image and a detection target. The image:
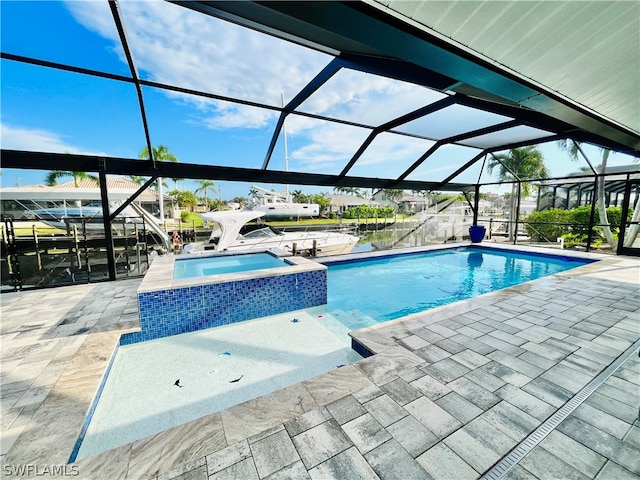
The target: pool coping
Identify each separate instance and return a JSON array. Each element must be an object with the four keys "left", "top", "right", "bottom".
[{"left": 320, "top": 241, "right": 603, "bottom": 265}]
